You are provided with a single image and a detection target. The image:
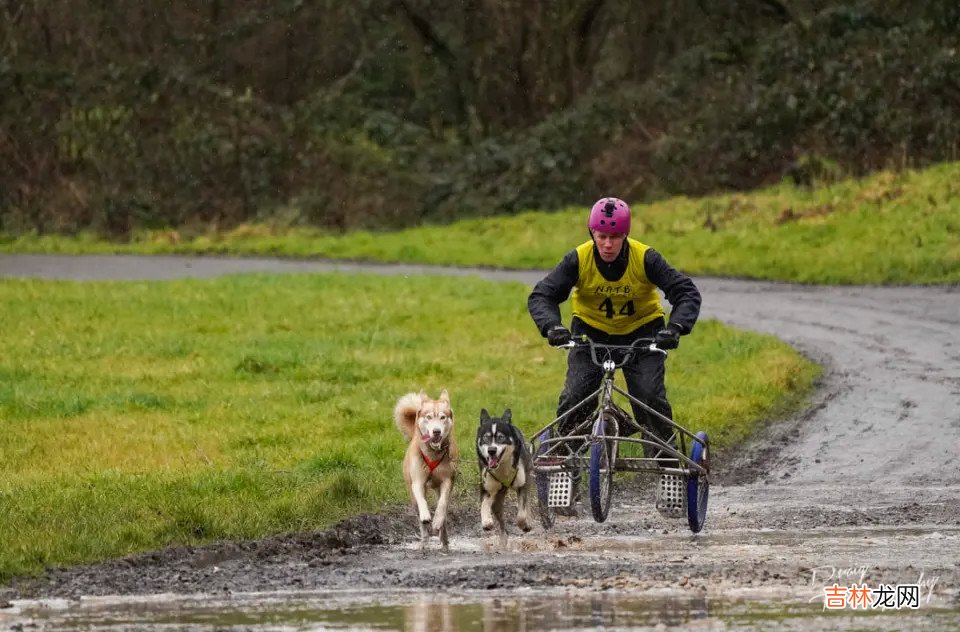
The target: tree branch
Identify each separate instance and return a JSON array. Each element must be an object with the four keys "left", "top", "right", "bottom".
[
  {"left": 393, "top": 0, "right": 456, "bottom": 67},
  {"left": 574, "top": 0, "right": 607, "bottom": 66},
  {"left": 756, "top": 0, "right": 794, "bottom": 23}
]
